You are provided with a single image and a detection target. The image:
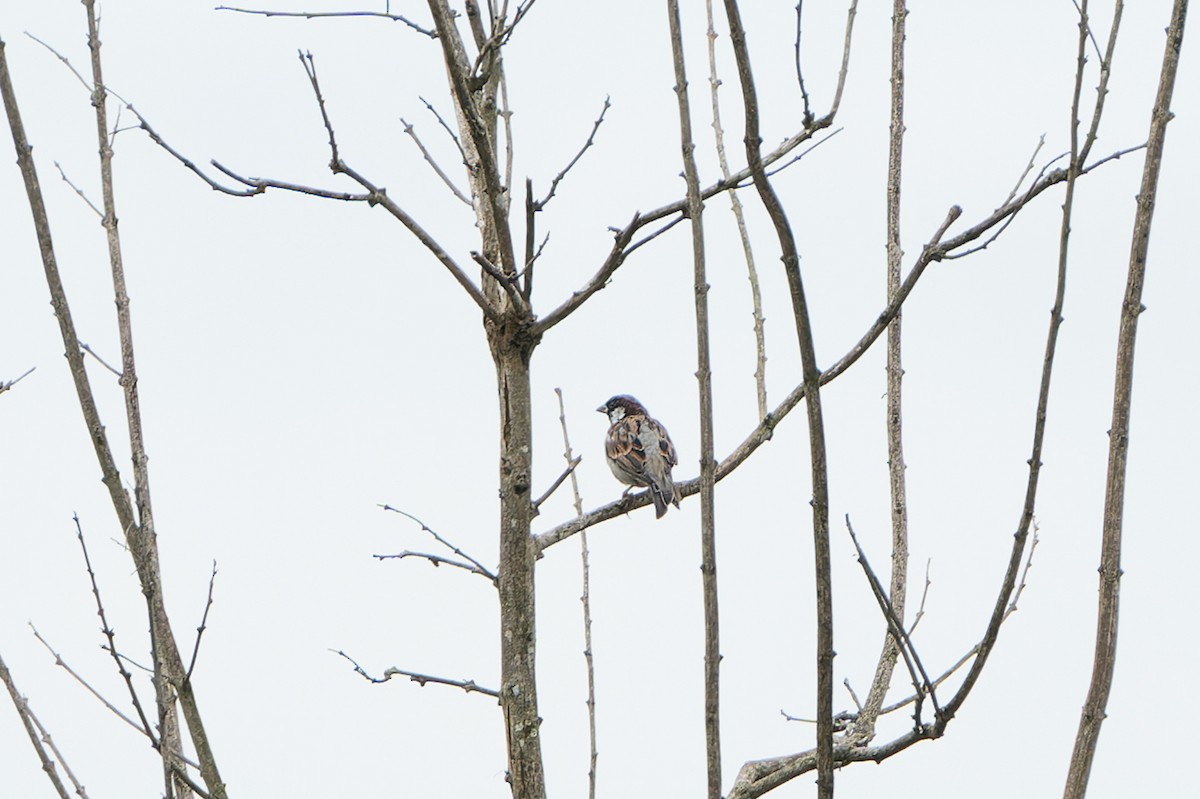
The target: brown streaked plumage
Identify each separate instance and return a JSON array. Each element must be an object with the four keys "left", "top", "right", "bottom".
[{"left": 598, "top": 395, "right": 679, "bottom": 518}]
